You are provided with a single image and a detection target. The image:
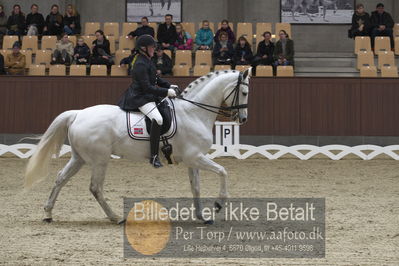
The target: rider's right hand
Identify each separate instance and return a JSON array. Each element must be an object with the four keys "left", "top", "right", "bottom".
[{"left": 168, "top": 89, "right": 177, "bottom": 98}]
